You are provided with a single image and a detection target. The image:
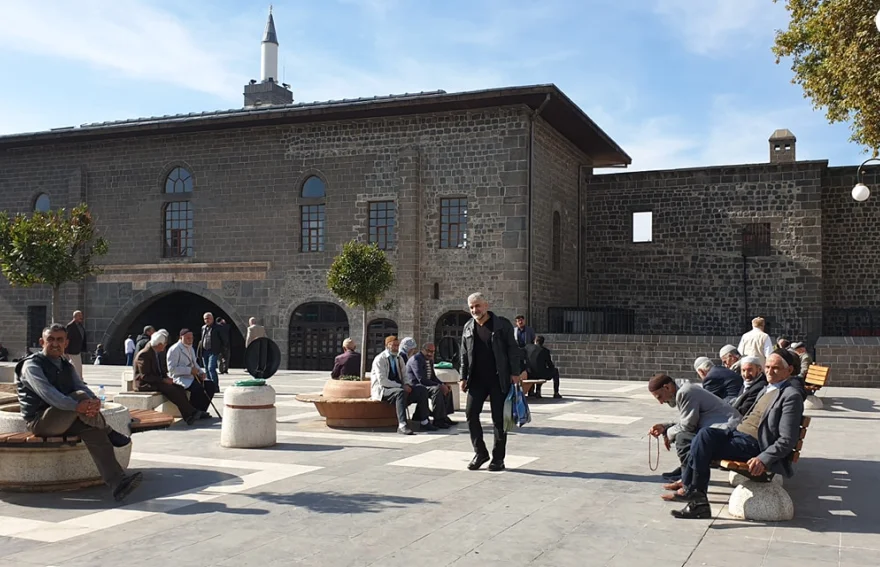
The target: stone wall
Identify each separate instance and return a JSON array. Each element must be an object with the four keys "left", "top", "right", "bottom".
[
  {"left": 583, "top": 162, "right": 826, "bottom": 342},
  {"left": 815, "top": 336, "right": 880, "bottom": 388},
  {"left": 543, "top": 333, "right": 740, "bottom": 382},
  {"left": 821, "top": 166, "right": 880, "bottom": 335}
]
